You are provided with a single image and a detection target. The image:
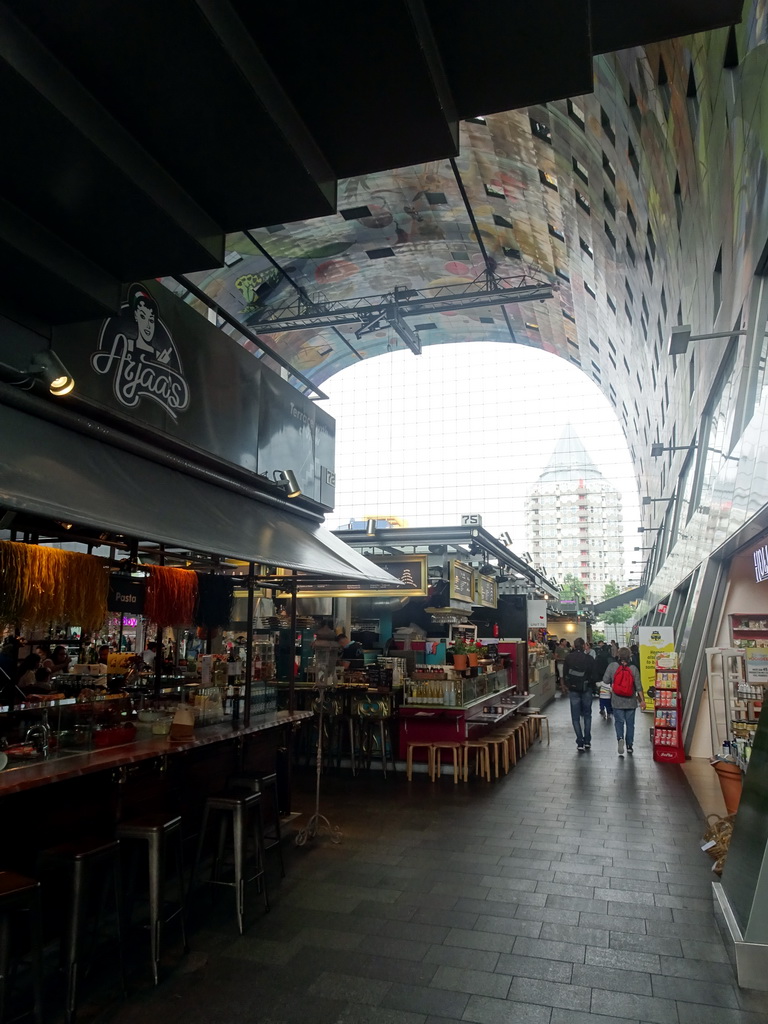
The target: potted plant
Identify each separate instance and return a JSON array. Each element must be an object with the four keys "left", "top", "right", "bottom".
[
  {"left": 448, "top": 637, "right": 471, "bottom": 670},
  {"left": 466, "top": 640, "right": 485, "bottom": 668}
]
